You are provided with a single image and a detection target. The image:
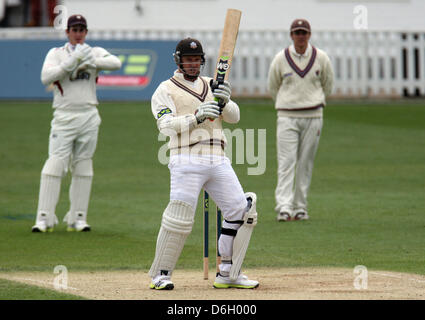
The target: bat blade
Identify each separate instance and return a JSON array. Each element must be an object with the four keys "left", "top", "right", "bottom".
[
  {"left": 214, "top": 8, "right": 242, "bottom": 83},
  {"left": 209, "top": 8, "right": 241, "bottom": 121}
]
